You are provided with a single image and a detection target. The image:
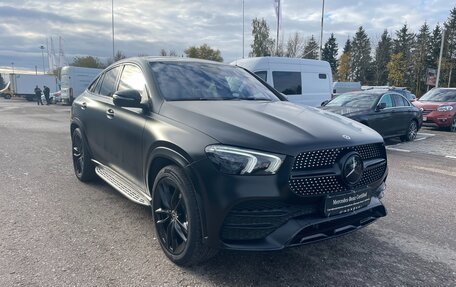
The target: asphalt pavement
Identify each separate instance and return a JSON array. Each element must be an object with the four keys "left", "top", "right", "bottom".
[{"left": 0, "top": 99, "right": 455, "bottom": 286}]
